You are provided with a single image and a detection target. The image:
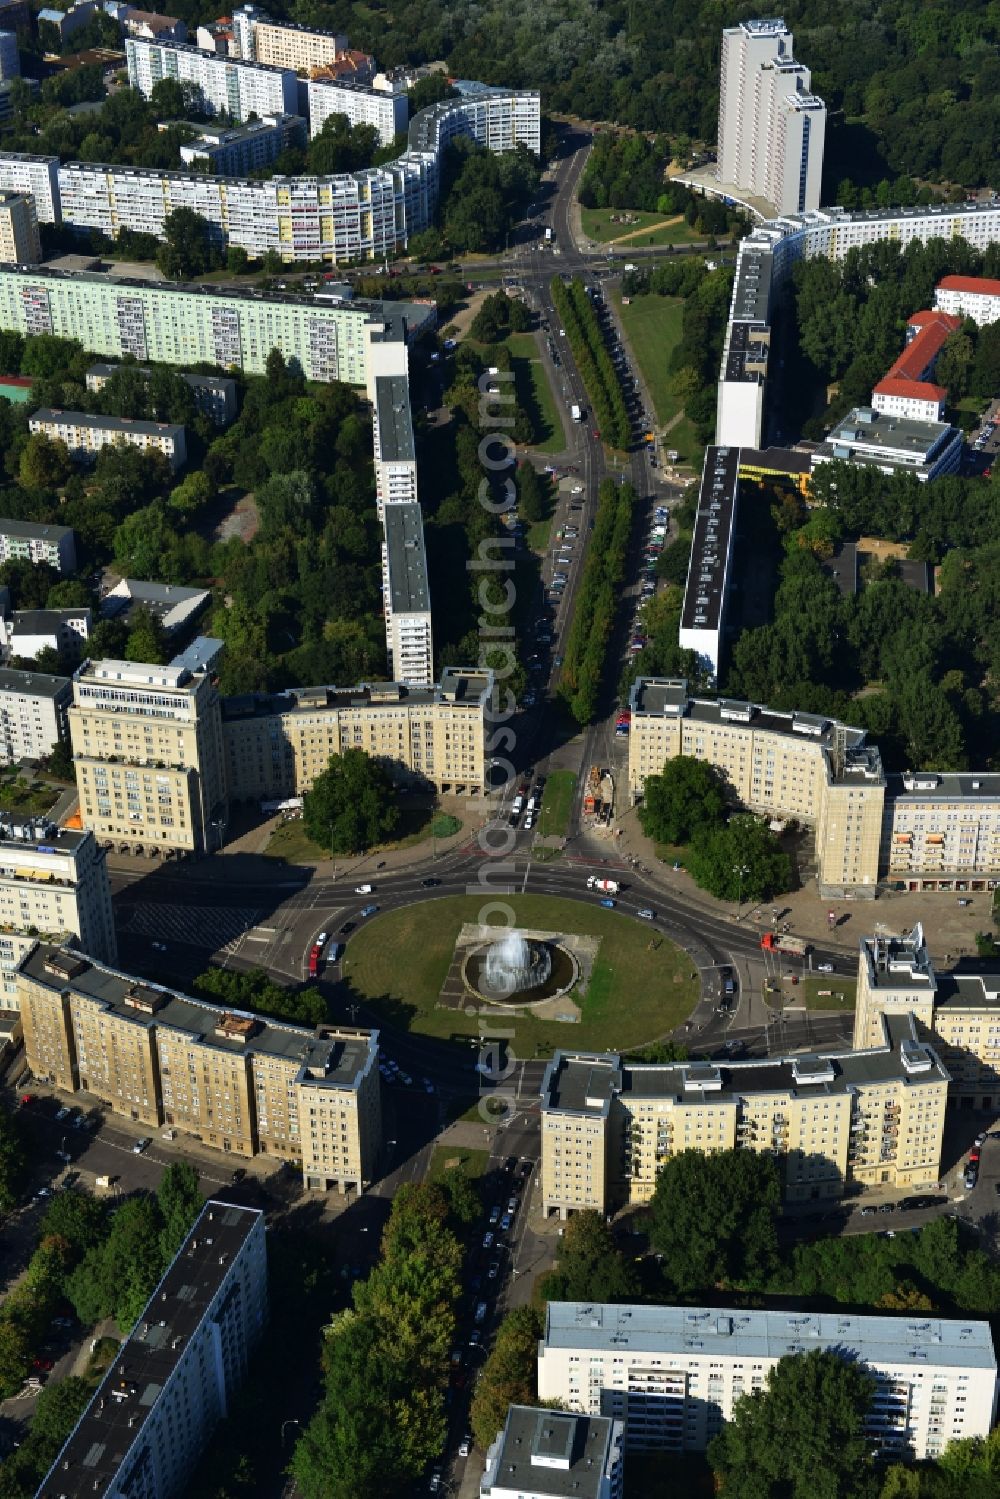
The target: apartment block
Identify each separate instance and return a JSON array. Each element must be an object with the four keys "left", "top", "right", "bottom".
[
  {"left": 383, "top": 500, "right": 433, "bottom": 686},
  {"left": 18, "top": 943, "right": 383, "bottom": 1188},
  {"left": 717, "top": 18, "right": 825, "bottom": 216},
  {"left": 481, "top": 1408, "right": 624, "bottom": 1499},
  {"left": 29, "top": 407, "right": 187, "bottom": 469},
  {"left": 677, "top": 445, "right": 740, "bottom": 676},
  {"left": 122, "top": 6, "right": 187, "bottom": 43},
  {"left": 372, "top": 372, "right": 417, "bottom": 518},
  {"left": 0, "top": 32, "right": 18, "bottom": 82},
  {"left": 855, "top": 926, "right": 1000, "bottom": 1111},
  {"left": 307, "top": 77, "right": 408, "bottom": 147},
  {"left": 126, "top": 38, "right": 298, "bottom": 122},
  {"left": 871, "top": 310, "right": 960, "bottom": 423},
  {"left": 86, "top": 363, "right": 238, "bottom": 426},
  {"left": 100, "top": 578, "right": 211, "bottom": 636},
  {"left": 231, "top": 5, "right": 346, "bottom": 70},
  {"left": 222, "top": 669, "right": 492, "bottom": 802},
  {"left": 37, "top": 1201, "right": 267, "bottom": 1499},
  {"left": 69, "top": 641, "right": 227, "bottom": 856},
  {"left": 0, "top": 516, "right": 75, "bottom": 573},
  {"left": 627, "top": 678, "right": 885, "bottom": 894},
  {"left": 539, "top": 1018, "right": 948, "bottom": 1218},
  {"left": 537, "top": 1302, "right": 997, "bottom": 1463},
  {"left": 0, "top": 189, "right": 38, "bottom": 263},
  {"left": 178, "top": 112, "right": 305, "bottom": 175},
  {"left": 0, "top": 154, "right": 60, "bottom": 225},
  {"left": 882, "top": 771, "right": 1000, "bottom": 892},
  {"left": 0, "top": 265, "right": 433, "bottom": 382},
  {"left": 0, "top": 819, "right": 115, "bottom": 1006},
  {"left": 0, "top": 666, "right": 71, "bottom": 764},
  {"left": 934, "top": 274, "right": 1000, "bottom": 326}
]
